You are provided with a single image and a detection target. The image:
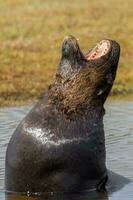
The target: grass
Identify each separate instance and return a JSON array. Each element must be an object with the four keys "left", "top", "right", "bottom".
[{"left": 0, "top": 0, "right": 133, "bottom": 107}]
